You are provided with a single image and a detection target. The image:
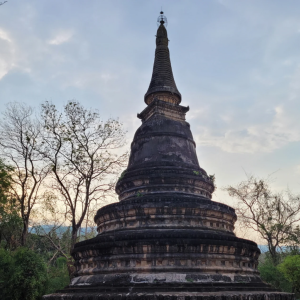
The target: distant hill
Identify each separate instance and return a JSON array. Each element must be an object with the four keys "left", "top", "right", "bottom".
[
  {"left": 30, "top": 225, "right": 97, "bottom": 235},
  {"left": 258, "top": 245, "right": 269, "bottom": 253}
]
